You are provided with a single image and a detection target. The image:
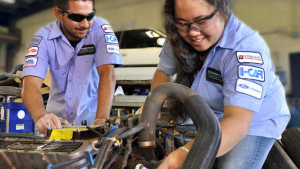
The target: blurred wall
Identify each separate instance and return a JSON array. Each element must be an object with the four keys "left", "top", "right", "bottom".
[
  {"left": 231, "top": 0, "right": 300, "bottom": 94},
  {"left": 11, "top": 0, "right": 300, "bottom": 94},
  {"left": 0, "top": 26, "right": 8, "bottom": 73}
]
